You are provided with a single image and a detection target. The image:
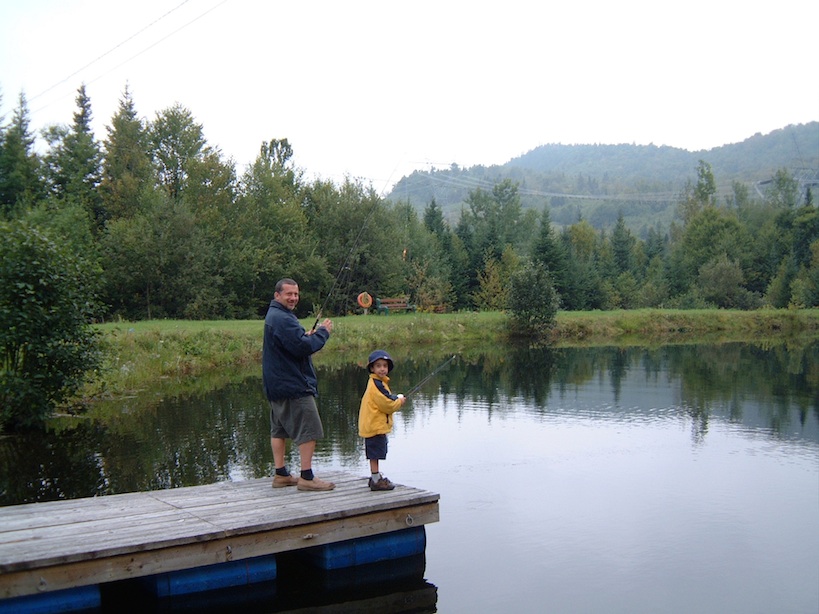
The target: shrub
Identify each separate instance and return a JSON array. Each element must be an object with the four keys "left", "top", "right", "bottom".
[
  {"left": 0, "top": 221, "right": 102, "bottom": 430},
  {"left": 508, "top": 262, "right": 559, "bottom": 339}
]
